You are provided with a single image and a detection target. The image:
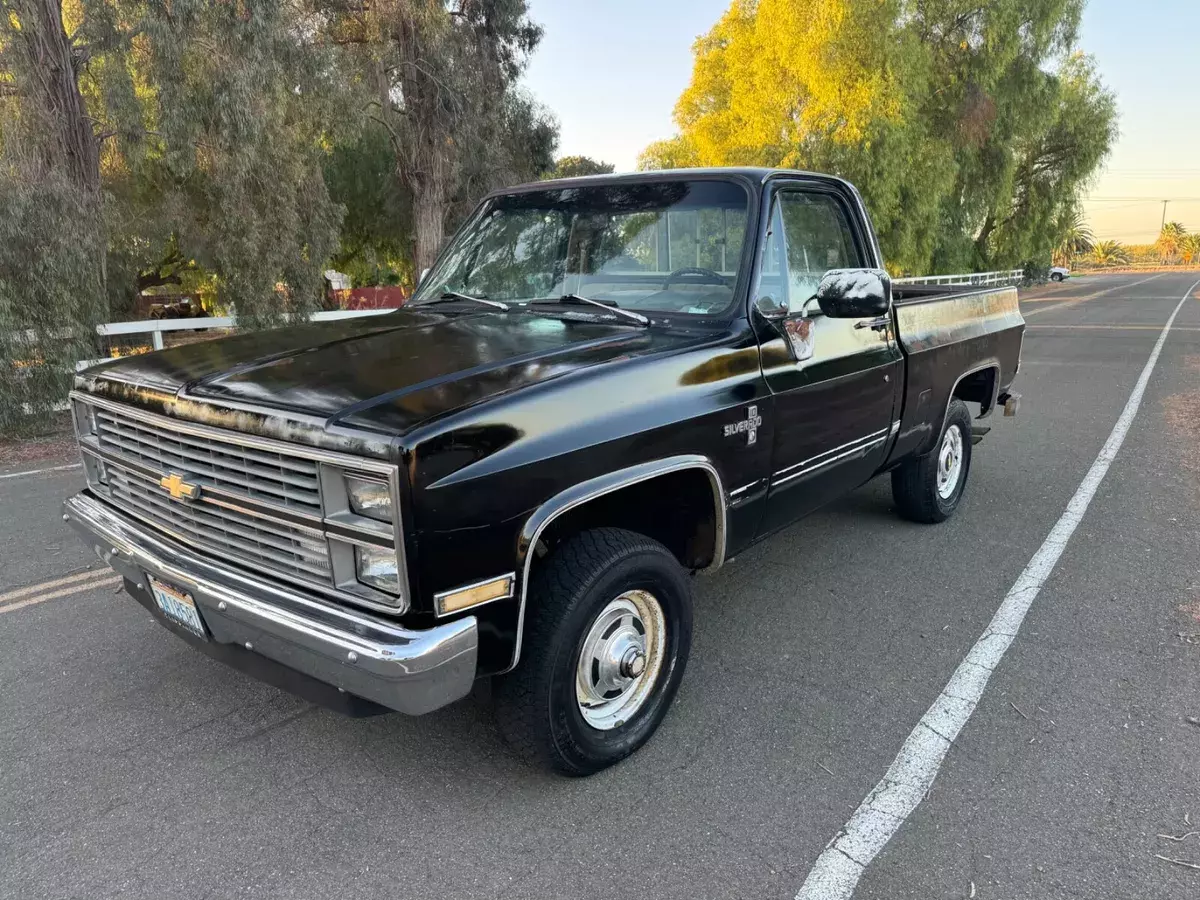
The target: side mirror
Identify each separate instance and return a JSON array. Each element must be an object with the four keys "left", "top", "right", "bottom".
[{"left": 815, "top": 268, "right": 891, "bottom": 319}]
